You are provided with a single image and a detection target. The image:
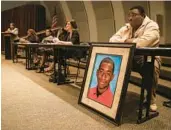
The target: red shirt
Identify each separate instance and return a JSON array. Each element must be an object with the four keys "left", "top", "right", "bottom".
[{"left": 87, "top": 87, "right": 114, "bottom": 108}]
